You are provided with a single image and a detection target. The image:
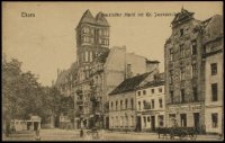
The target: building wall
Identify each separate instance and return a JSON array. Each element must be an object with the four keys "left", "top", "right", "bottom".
[
  {"left": 205, "top": 49, "right": 223, "bottom": 134},
  {"left": 109, "top": 91, "right": 136, "bottom": 130},
  {"left": 164, "top": 13, "right": 206, "bottom": 132},
  {"left": 136, "top": 85, "right": 165, "bottom": 130}
]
